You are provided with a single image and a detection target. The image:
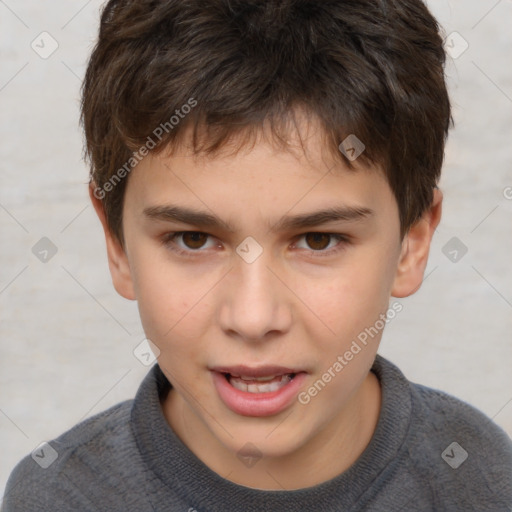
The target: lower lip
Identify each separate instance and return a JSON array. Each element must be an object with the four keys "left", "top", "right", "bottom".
[{"left": 211, "top": 371, "right": 307, "bottom": 417}]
